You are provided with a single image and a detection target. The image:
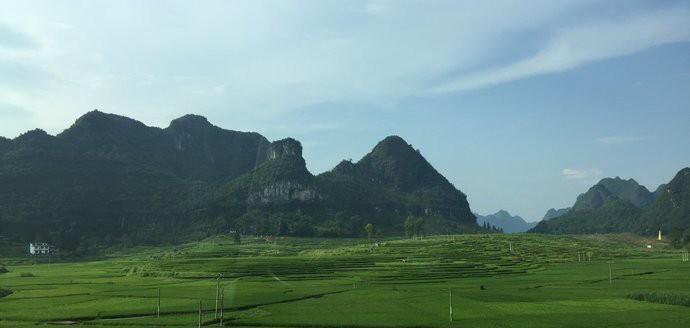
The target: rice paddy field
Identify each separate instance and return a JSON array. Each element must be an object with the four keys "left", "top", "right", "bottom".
[{"left": 1, "top": 233, "right": 689, "bottom": 327}]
